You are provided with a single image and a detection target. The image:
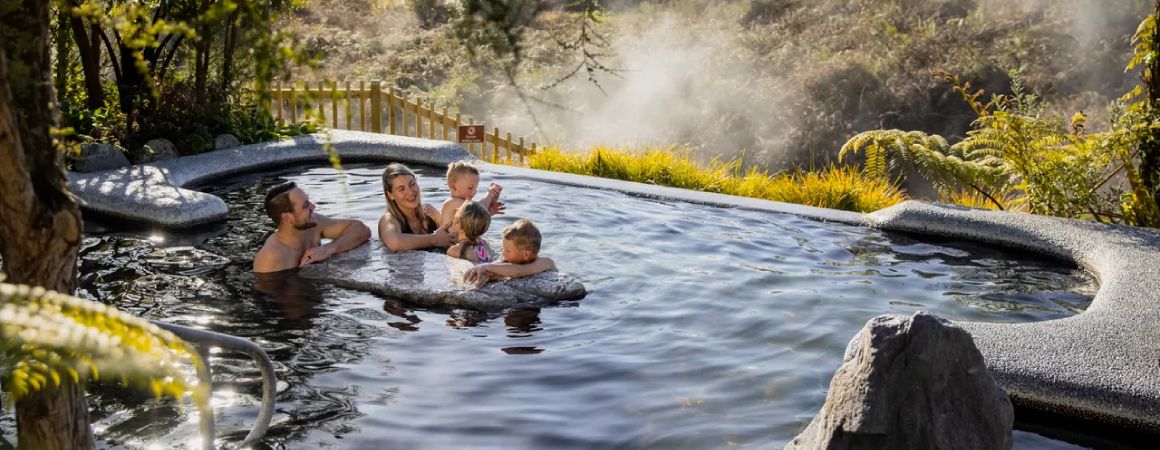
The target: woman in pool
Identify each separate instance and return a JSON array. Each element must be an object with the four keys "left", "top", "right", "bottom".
[{"left": 379, "top": 163, "right": 457, "bottom": 252}]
